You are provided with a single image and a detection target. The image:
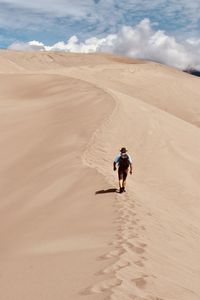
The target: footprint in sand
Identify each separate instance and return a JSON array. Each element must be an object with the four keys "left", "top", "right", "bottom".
[
  {"left": 128, "top": 225, "right": 135, "bottom": 230},
  {"left": 134, "top": 260, "right": 144, "bottom": 267},
  {"left": 97, "top": 248, "right": 125, "bottom": 260},
  {"left": 131, "top": 220, "right": 138, "bottom": 225},
  {"left": 140, "top": 226, "right": 146, "bottom": 231},
  {"left": 80, "top": 278, "right": 122, "bottom": 295},
  {"left": 91, "top": 278, "right": 122, "bottom": 293},
  {"left": 132, "top": 276, "right": 148, "bottom": 289},
  {"left": 138, "top": 242, "right": 147, "bottom": 248},
  {"left": 131, "top": 234, "right": 139, "bottom": 238},
  {"left": 131, "top": 244, "right": 146, "bottom": 254},
  {"left": 141, "top": 255, "right": 148, "bottom": 260},
  {"left": 147, "top": 212, "right": 152, "bottom": 216},
  {"left": 99, "top": 259, "right": 131, "bottom": 274}
]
